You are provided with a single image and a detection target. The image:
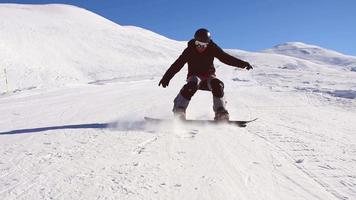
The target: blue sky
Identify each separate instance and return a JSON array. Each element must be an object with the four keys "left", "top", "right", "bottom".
[{"left": 2, "top": 0, "right": 356, "bottom": 55}]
